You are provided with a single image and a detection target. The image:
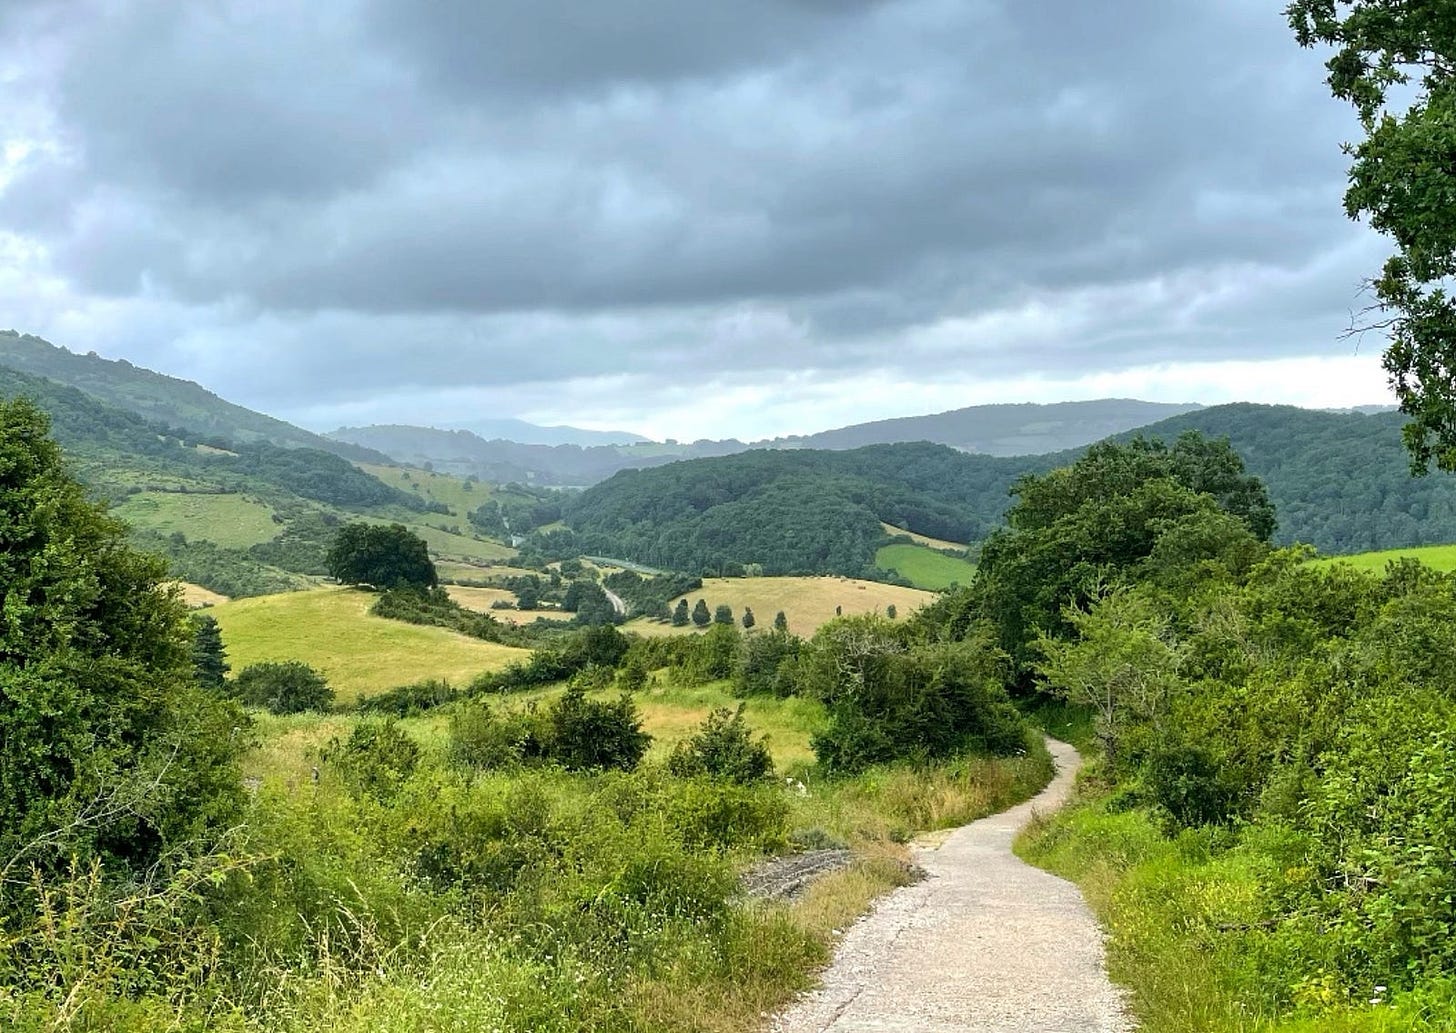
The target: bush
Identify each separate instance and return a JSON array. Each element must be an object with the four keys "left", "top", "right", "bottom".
[
  {"left": 356, "top": 678, "right": 457, "bottom": 717},
  {"left": 323, "top": 720, "right": 421, "bottom": 798},
  {"left": 668, "top": 706, "right": 775, "bottom": 783},
  {"left": 231, "top": 661, "right": 335, "bottom": 714},
  {"left": 447, "top": 702, "right": 551, "bottom": 769},
  {"left": 548, "top": 685, "right": 651, "bottom": 771}
]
